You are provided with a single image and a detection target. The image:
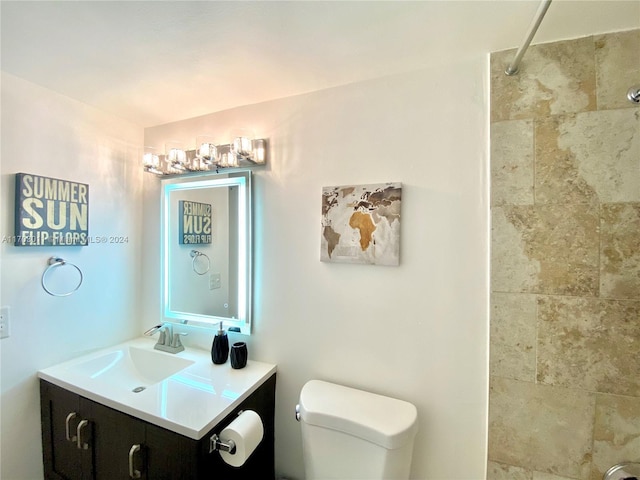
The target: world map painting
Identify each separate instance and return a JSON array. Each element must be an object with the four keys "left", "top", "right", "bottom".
[{"left": 321, "top": 182, "right": 401, "bottom": 266}]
